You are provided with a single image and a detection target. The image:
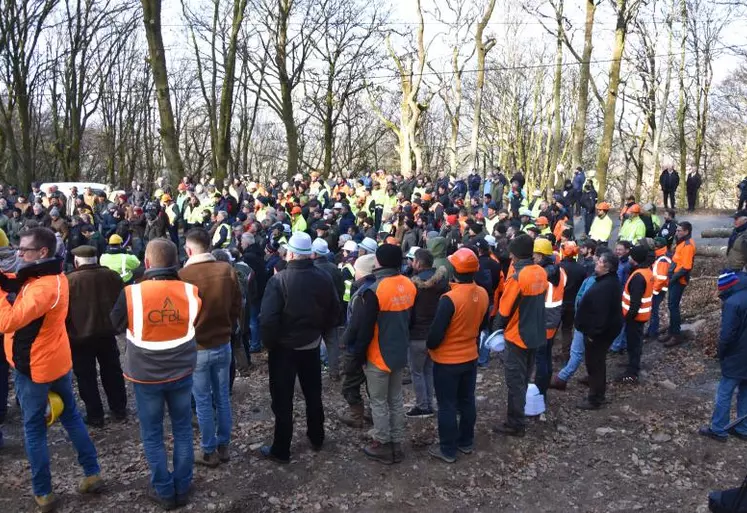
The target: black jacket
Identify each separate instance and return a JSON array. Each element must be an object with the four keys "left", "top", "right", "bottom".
[
  {"left": 659, "top": 170, "right": 680, "bottom": 192},
  {"left": 314, "top": 257, "right": 345, "bottom": 326},
  {"left": 241, "top": 244, "right": 268, "bottom": 301},
  {"left": 575, "top": 271, "right": 623, "bottom": 341},
  {"left": 409, "top": 267, "right": 449, "bottom": 340},
  {"left": 559, "top": 258, "right": 586, "bottom": 309},
  {"left": 686, "top": 172, "right": 702, "bottom": 193},
  {"left": 259, "top": 259, "right": 340, "bottom": 350}
]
